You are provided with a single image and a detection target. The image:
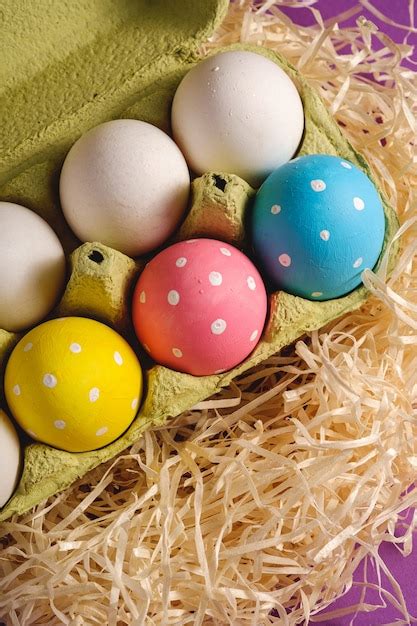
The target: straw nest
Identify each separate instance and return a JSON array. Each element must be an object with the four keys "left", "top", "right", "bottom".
[{"left": 1, "top": 1, "right": 417, "bottom": 624}]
